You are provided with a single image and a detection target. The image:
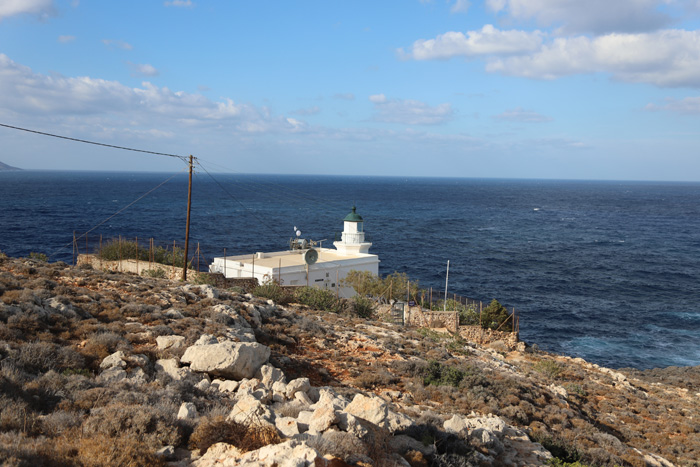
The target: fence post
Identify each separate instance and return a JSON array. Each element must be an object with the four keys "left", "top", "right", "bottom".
[{"left": 135, "top": 237, "right": 139, "bottom": 275}]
